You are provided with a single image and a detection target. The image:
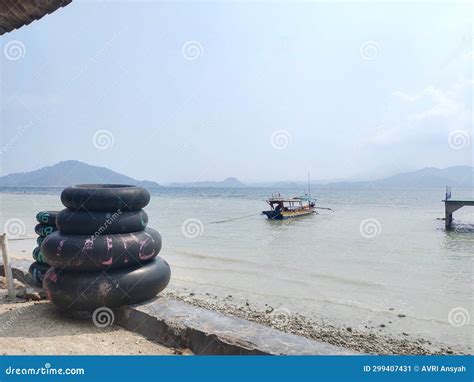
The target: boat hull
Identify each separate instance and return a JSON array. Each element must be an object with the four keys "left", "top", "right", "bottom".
[{"left": 262, "top": 209, "right": 315, "bottom": 220}]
